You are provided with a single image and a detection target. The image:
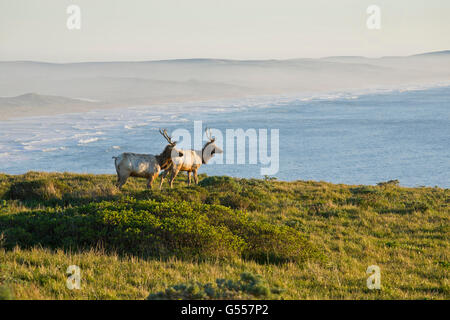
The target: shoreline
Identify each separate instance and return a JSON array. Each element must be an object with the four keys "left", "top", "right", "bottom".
[
  {"left": 1, "top": 80, "right": 449, "bottom": 122},
  {"left": 1, "top": 83, "right": 448, "bottom": 189}
]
